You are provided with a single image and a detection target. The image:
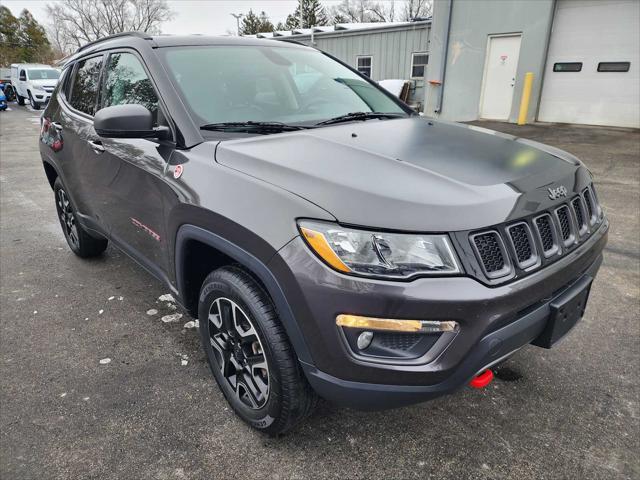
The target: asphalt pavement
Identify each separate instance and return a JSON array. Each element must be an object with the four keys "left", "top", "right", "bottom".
[{"left": 1, "top": 104, "right": 638, "bottom": 479}]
